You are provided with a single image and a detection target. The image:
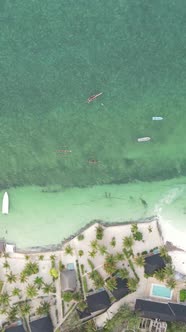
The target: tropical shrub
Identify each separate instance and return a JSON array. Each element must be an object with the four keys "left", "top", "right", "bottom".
[
  {"left": 63, "top": 291, "right": 73, "bottom": 302},
  {"left": 110, "top": 237, "right": 116, "bottom": 247},
  {"left": 77, "top": 234, "right": 84, "bottom": 241},
  {"left": 78, "top": 250, "right": 84, "bottom": 257},
  {"left": 50, "top": 267, "right": 59, "bottom": 279},
  {"left": 96, "top": 225, "right": 104, "bottom": 240},
  {"left": 106, "top": 277, "right": 117, "bottom": 291},
  {"left": 180, "top": 289, "right": 186, "bottom": 302},
  {"left": 89, "top": 270, "right": 104, "bottom": 289},
  {"left": 133, "top": 231, "right": 143, "bottom": 241},
  {"left": 123, "top": 236, "right": 134, "bottom": 248},
  {"left": 23, "top": 261, "right": 39, "bottom": 276}
]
